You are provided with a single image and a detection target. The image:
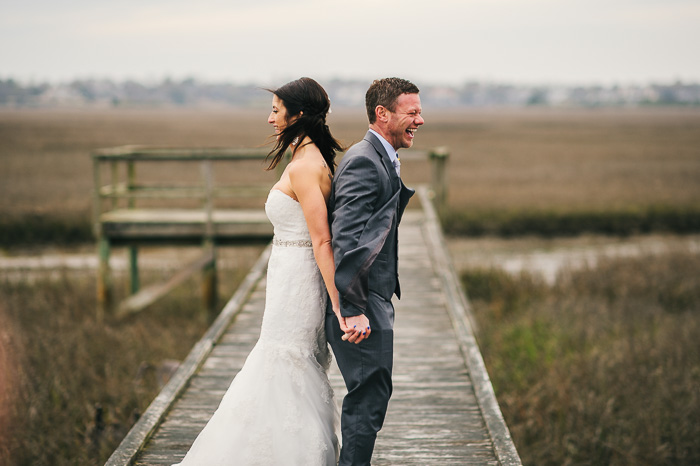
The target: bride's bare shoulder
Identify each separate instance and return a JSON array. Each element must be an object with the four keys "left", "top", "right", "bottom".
[{"left": 290, "top": 149, "right": 327, "bottom": 176}]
